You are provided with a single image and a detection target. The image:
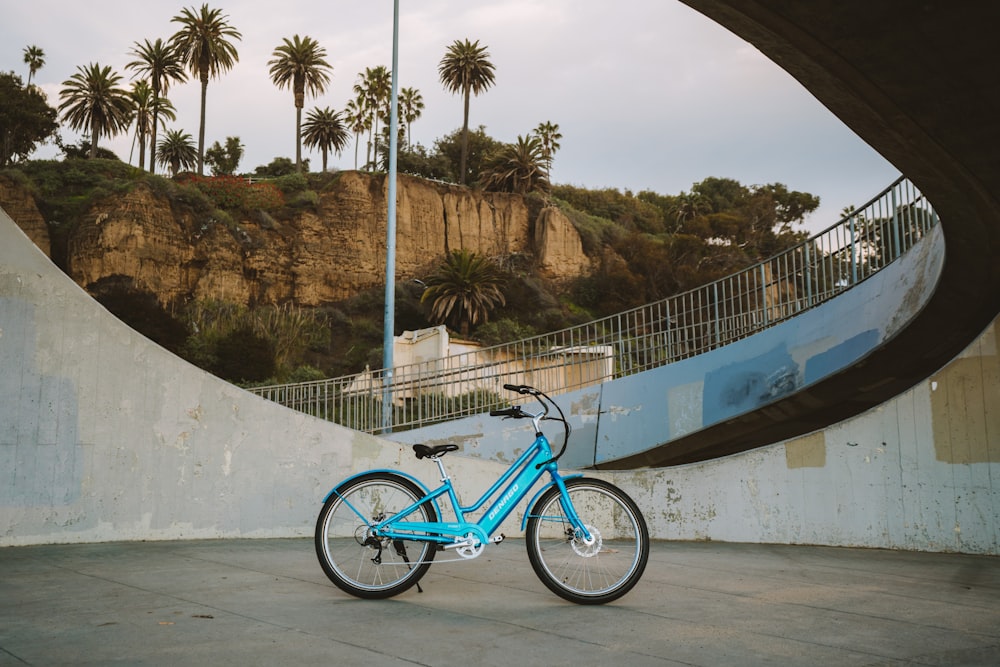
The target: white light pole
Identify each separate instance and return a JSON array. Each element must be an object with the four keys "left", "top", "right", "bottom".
[{"left": 382, "top": 0, "right": 401, "bottom": 433}]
